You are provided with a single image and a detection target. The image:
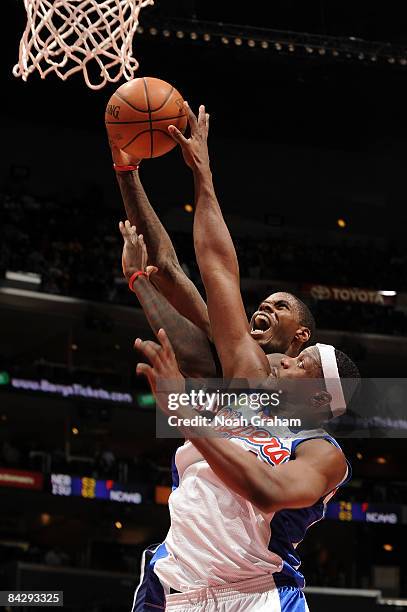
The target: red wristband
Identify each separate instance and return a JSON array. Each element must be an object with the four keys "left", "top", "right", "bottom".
[
  {"left": 129, "top": 270, "right": 148, "bottom": 291},
  {"left": 114, "top": 163, "right": 140, "bottom": 172}
]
